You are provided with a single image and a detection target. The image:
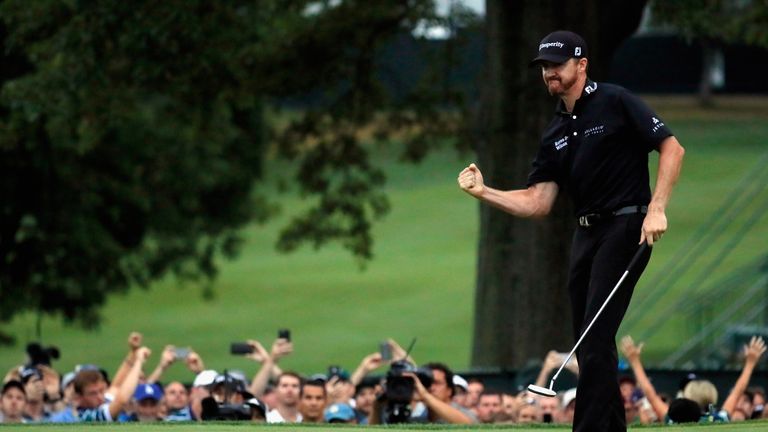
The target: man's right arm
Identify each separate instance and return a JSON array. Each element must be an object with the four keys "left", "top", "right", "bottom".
[{"left": 457, "top": 164, "right": 558, "bottom": 218}]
